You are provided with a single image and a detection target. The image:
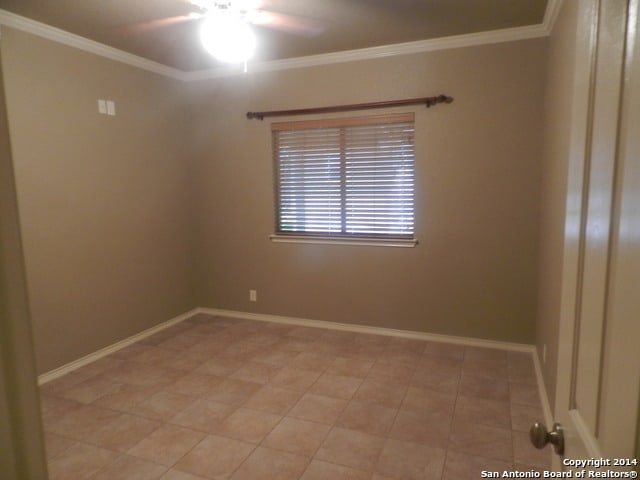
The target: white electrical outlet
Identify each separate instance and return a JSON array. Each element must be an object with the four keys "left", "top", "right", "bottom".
[
  {"left": 249, "top": 290, "right": 257, "bottom": 302},
  {"left": 542, "top": 344, "right": 547, "bottom": 364},
  {"left": 98, "top": 99, "right": 107, "bottom": 114}
]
